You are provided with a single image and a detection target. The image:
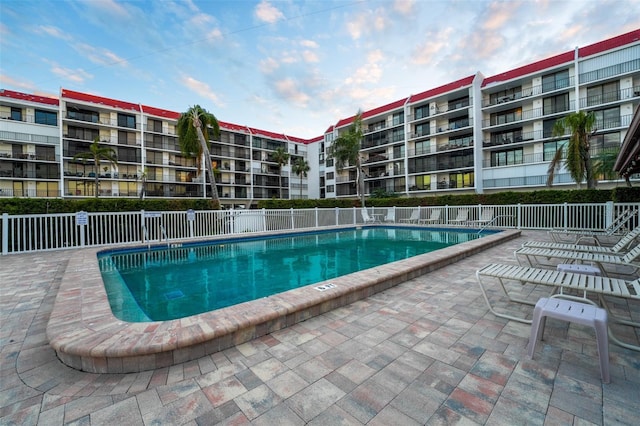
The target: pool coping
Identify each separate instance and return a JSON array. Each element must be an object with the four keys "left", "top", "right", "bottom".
[{"left": 46, "top": 226, "right": 521, "bottom": 373}]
